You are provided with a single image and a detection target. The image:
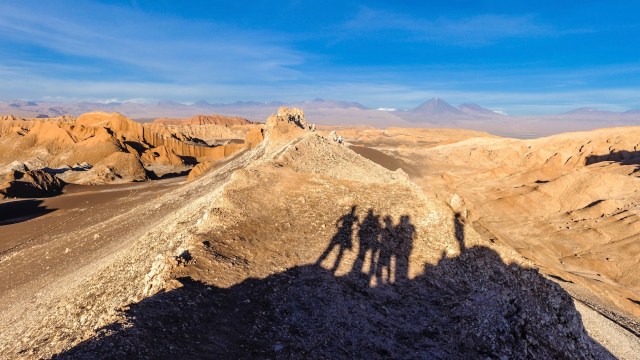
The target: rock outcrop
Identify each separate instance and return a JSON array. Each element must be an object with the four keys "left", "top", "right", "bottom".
[
  {"left": 186, "top": 161, "right": 212, "bottom": 181},
  {"left": 244, "top": 125, "right": 265, "bottom": 149},
  {"left": 0, "top": 170, "right": 66, "bottom": 199},
  {"left": 140, "top": 146, "right": 185, "bottom": 166},
  {"left": 263, "top": 107, "right": 315, "bottom": 151}
]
